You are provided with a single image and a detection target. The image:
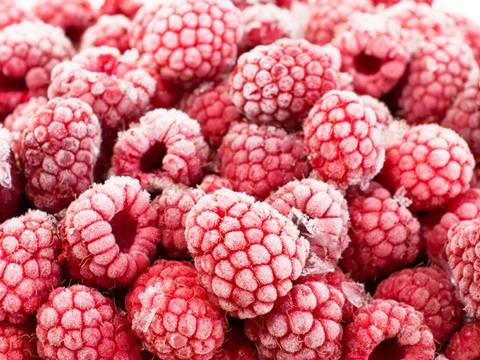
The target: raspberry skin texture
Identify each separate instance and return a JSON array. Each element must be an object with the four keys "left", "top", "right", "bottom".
[
  {"left": 304, "top": 90, "right": 385, "bottom": 189},
  {"left": 125, "top": 260, "right": 227, "bottom": 360},
  {"left": 185, "top": 189, "right": 310, "bottom": 319},
  {"left": 445, "top": 322, "right": 480, "bottom": 360},
  {"left": 381, "top": 124, "right": 475, "bottom": 211},
  {"left": 230, "top": 38, "right": 340, "bottom": 128},
  {"left": 36, "top": 284, "right": 141, "bottom": 360},
  {"left": 0, "top": 321, "right": 36, "bottom": 359},
  {"left": 129, "top": 1, "right": 163, "bottom": 52},
  {"left": 0, "top": 128, "right": 22, "bottom": 224},
  {"left": 80, "top": 15, "right": 132, "bottom": 52},
  {"left": 61, "top": 176, "right": 159, "bottom": 289},
  {"left": 452, "top": 14, "right": 480, "bottom": 66},
  {"left": 360, "top": 95, "right": 393, "bottom": 128},
  {"left": 218, "top": 122, "right": 309, "bottom": 200},
  {"left": 214, "top": 322, "right": 256, "bottom": 360},
  {"left": 111, "top": 109, "right": 210, "bottom": 191},
  {"left": 100, "top": 0, "right": 143, "bottom": 18},
  {"left": 0, "top": 0, "right": 31, "bottom": 31},
  {"left": 245, "top": 280, "right": 345, "bottom": 359},
  {"left": 343, "top": 299, "right": 435, "bottom": 360},
  {"left": 199, "top": 175, "right": 234, "bottom": 194},
  {"left": 374, "top": 0, "right": 433, "bottom": 6}
]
